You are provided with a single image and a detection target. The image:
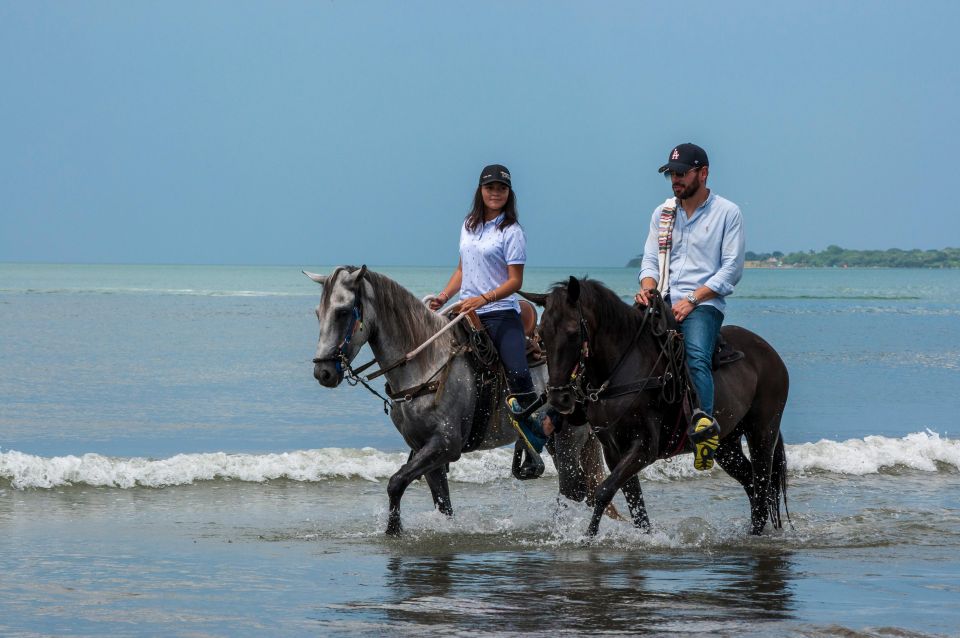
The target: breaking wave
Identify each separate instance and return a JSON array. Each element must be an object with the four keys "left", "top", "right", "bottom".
[{"left": 1, "top": 431, "right": 957, "bottom": 490}]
